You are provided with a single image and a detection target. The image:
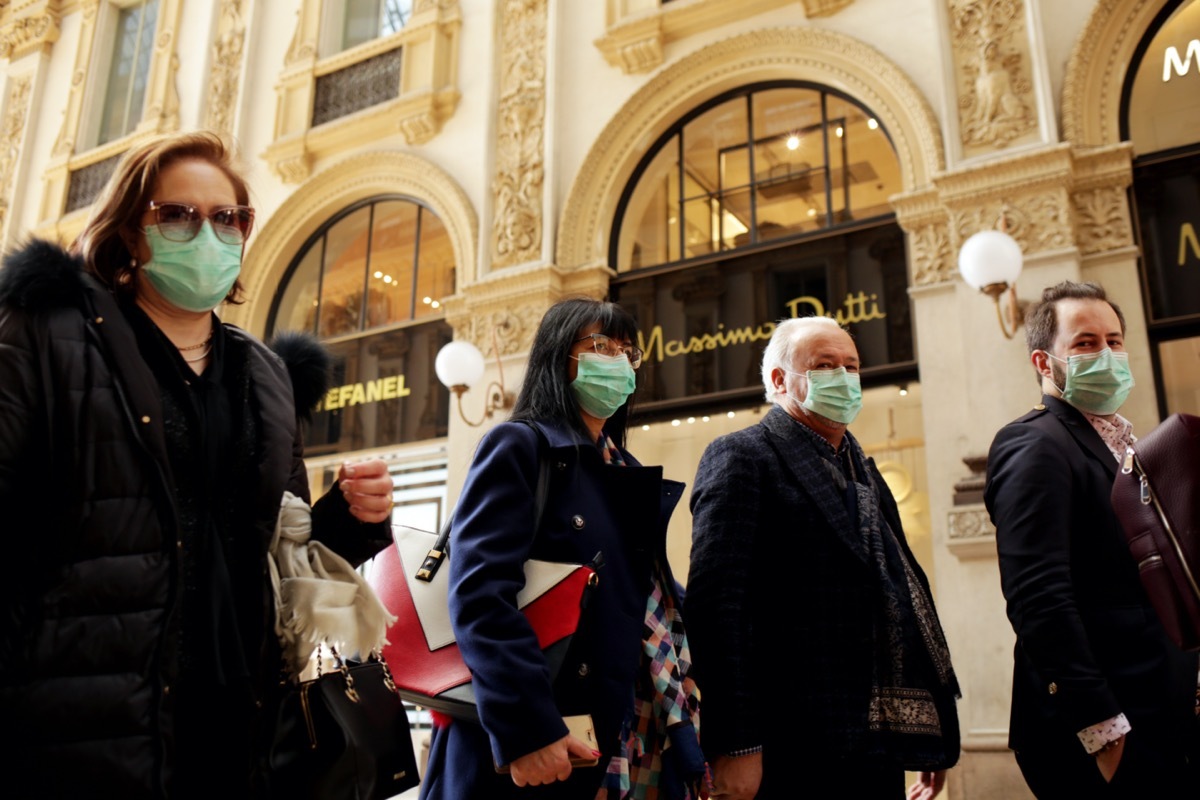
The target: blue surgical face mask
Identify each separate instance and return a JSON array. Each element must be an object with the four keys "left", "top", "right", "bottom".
[
  {"left": 1046, "top": 348, "right": 1134, "bottom": 415},
  {"left": 571, "top": 352, "right": 636, "bottom": 420},
  {"left": 786, "top": 367, "right": 863, "bottom": 424},
  {"left": 141, "top": 221, "right": 242, "bottom": 313}
]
